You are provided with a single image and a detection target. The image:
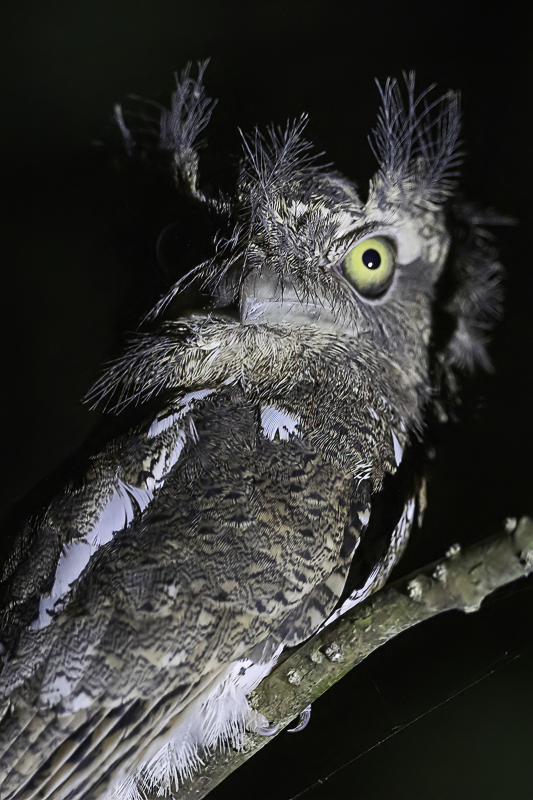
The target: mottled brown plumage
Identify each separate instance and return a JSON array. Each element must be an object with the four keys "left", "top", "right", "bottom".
[{"left": 0, "top": 66, "right": 502, "bottom": 798}]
